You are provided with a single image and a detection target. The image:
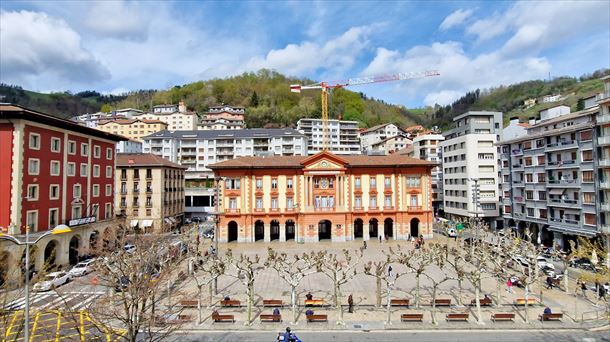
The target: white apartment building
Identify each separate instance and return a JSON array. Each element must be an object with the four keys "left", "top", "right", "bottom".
[
  {"left": 369, "top": 134, "right": 412, "bottom": 154},
  {"left": 360, "top": 123, "right": 406, "bottom": 151},
  {"left": 116, "top": 140, "right": 143, "bottom": 154},
  {"left": 440, "top": 111, "right": 503, "bottom": 228},
  {"left": 503, "top": 117, "right": 533, "bottom": 140},
  {"left": 142, "top": 129, "right": 307, "bottom": 217},
  {"left": 136, "top": 101, "right": 197, "bottom": 130},
  {"left": 297, "top": 118, "right": 360, "bottom": 155},
  {"left": 413, "top": 134, "right": 444, "bottom": 214},
  {"left": 597, "top": 75, "right": 610, "bottom": 256},
  {"left": 198, "top": 105, "right": 246, "bottom": 130}
]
